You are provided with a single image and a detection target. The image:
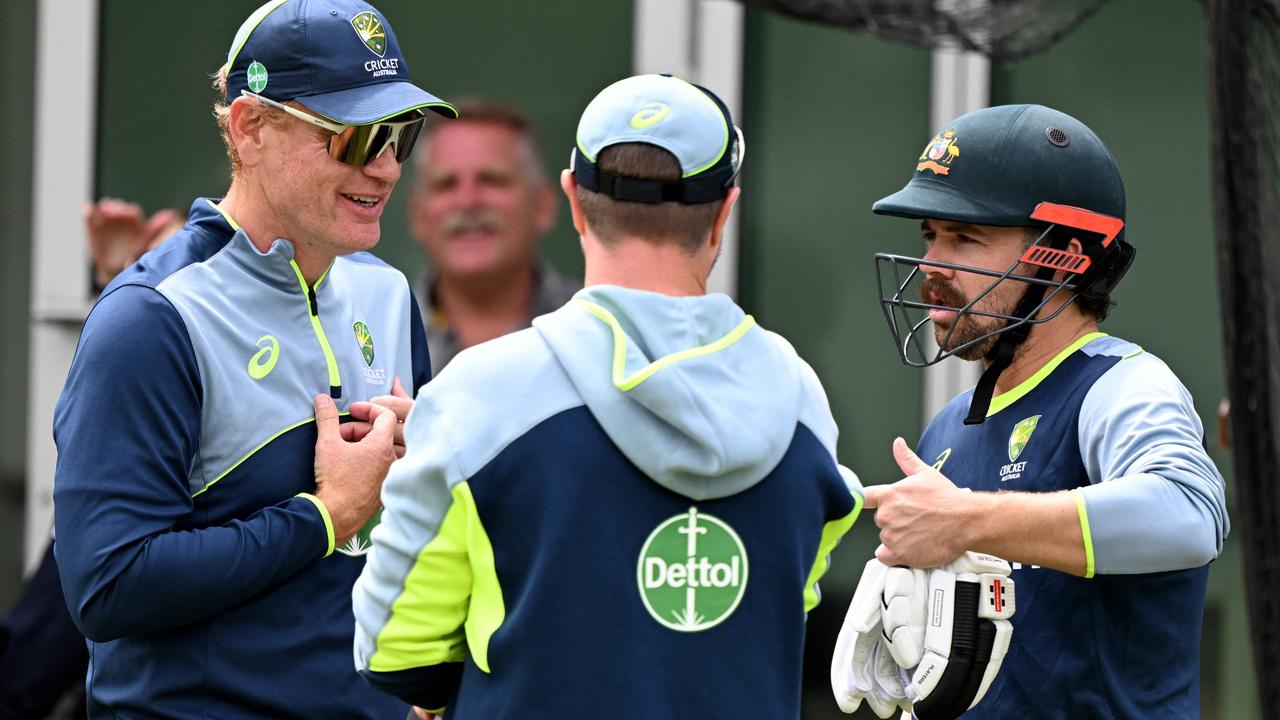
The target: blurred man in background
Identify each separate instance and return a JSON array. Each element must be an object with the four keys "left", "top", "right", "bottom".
[{"left": 409, "top": 99, "right": 578, "bottom": 374}]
